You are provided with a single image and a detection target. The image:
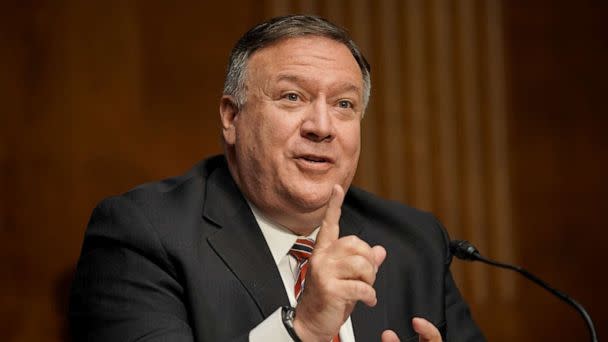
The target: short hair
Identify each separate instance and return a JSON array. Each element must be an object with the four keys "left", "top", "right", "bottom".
[{"left": 223, "top": 15, "right": 371, "bottom": 112}]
